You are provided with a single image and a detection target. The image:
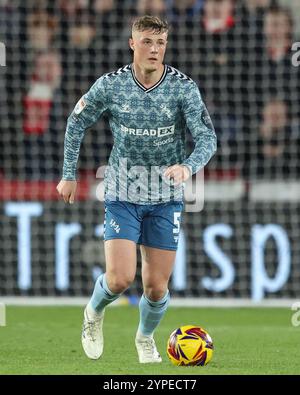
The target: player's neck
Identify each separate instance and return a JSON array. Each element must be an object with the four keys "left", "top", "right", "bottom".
[{"left": 132, "top": 63, "right": 165, "bottom": 89}]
